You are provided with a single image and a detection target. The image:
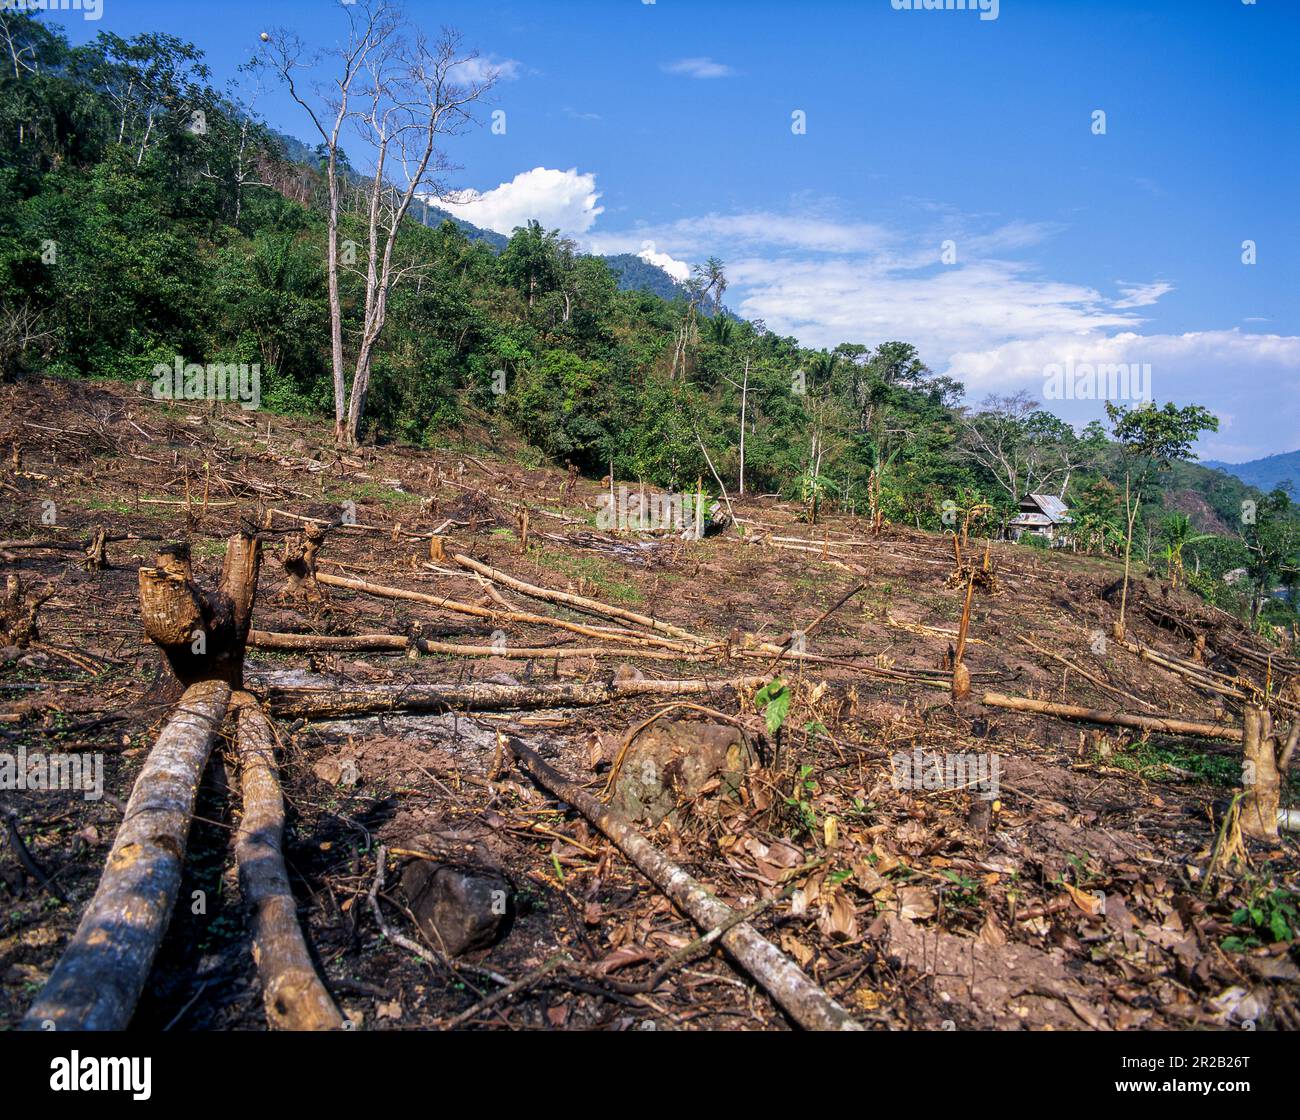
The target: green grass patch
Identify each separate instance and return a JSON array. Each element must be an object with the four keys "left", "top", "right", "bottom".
[
  {"left": 531, "top": 547, "right": 644, "bottom": 604},
  {"left": 326, "top": 481, "right": 422, "bottom": 507},
  {"left": 189, "top": 538, "right": 229, "bottom": 560},
  {"left": 1099, "top": 735, "right": 1240, "bottom": 786}
]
